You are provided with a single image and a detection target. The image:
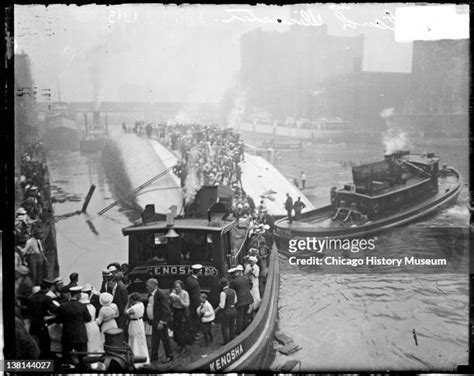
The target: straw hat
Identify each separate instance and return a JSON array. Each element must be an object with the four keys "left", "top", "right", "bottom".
[
  {"left": 79, "top": 293, "right": 90, "bottom": 304},
  {"left": 100, "top": 292, "right": 113, "bottom": 306}
]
